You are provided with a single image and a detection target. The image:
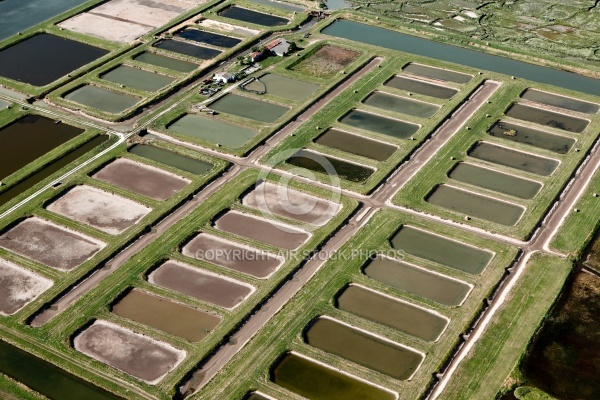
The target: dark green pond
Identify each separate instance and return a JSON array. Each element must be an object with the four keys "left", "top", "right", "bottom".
[
  {"left": 219, "top": 6, "right": 289, "bottom": 27},
  {"left": 521, "top": 89, "right": 599, "bottom": 114},
  {"left": 0, "top": 114, "right": 83, "bottom": 180},
  {"left": 468, "top": 142, "right": 559, "bottom": 176},
  {"left": 128, "top": 144, "right": 212, "bottom": 175},
  {"left": 0, "top": 339, "right": 122, "bottom": 400},
  {"left": 403, "top": 63, "right": 472, "bottom": 84},
  {"left": 322, "top": 19, "right": 600, "bottom": 96},
  {"left": 506, "top": 104, "right": 589, "bottom": 133},
  {"left": 153, "top": 39, "right": 222, "bottom": 60},
  {"left": 488, "top": 121, "right": 575, "bottom": 154},
  {"left": 167, "top": 113, "right": 257, "bottom": 148},
  {"left": 315, "top": 128, "right": 397, "bottom": 161},
  {"left": 272, "top": 352, "right": 396, "bottom": 400},
  {"left": 100, "top": 65, "right": 175, "bottom": 92},
  {"left": 340, "top": 109, "right": 419, "bottom": 139},
  {"left": 384, "top": 75, "right": 458, "bottom": 99},
  {"left": 362, "top": 91, "right": 439, "bottom": 118},
  {"left": 175, "top": 29, "right": 241, "bottom": 48},
  {"left": 287, "top": 149, "right": 374, "bottom": 182},
  {"left": 390, "top": 225, "right": 493, "bottom": 274},
  {"left": 210, "top": 94, "right": 289, "bottom": 123},
  {"left": 132, "top": 52, "right": 198, "bottom": 73}
]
